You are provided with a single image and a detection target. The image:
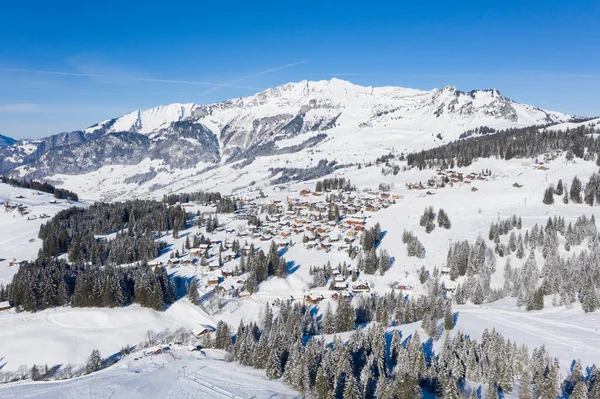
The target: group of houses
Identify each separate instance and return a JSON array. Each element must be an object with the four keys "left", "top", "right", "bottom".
[
  {"left": 253, "top": 188, "right": 401, "bottom": 254},
  {"left": 406, "top": 169, "right": 494, "bottom": 193}
]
